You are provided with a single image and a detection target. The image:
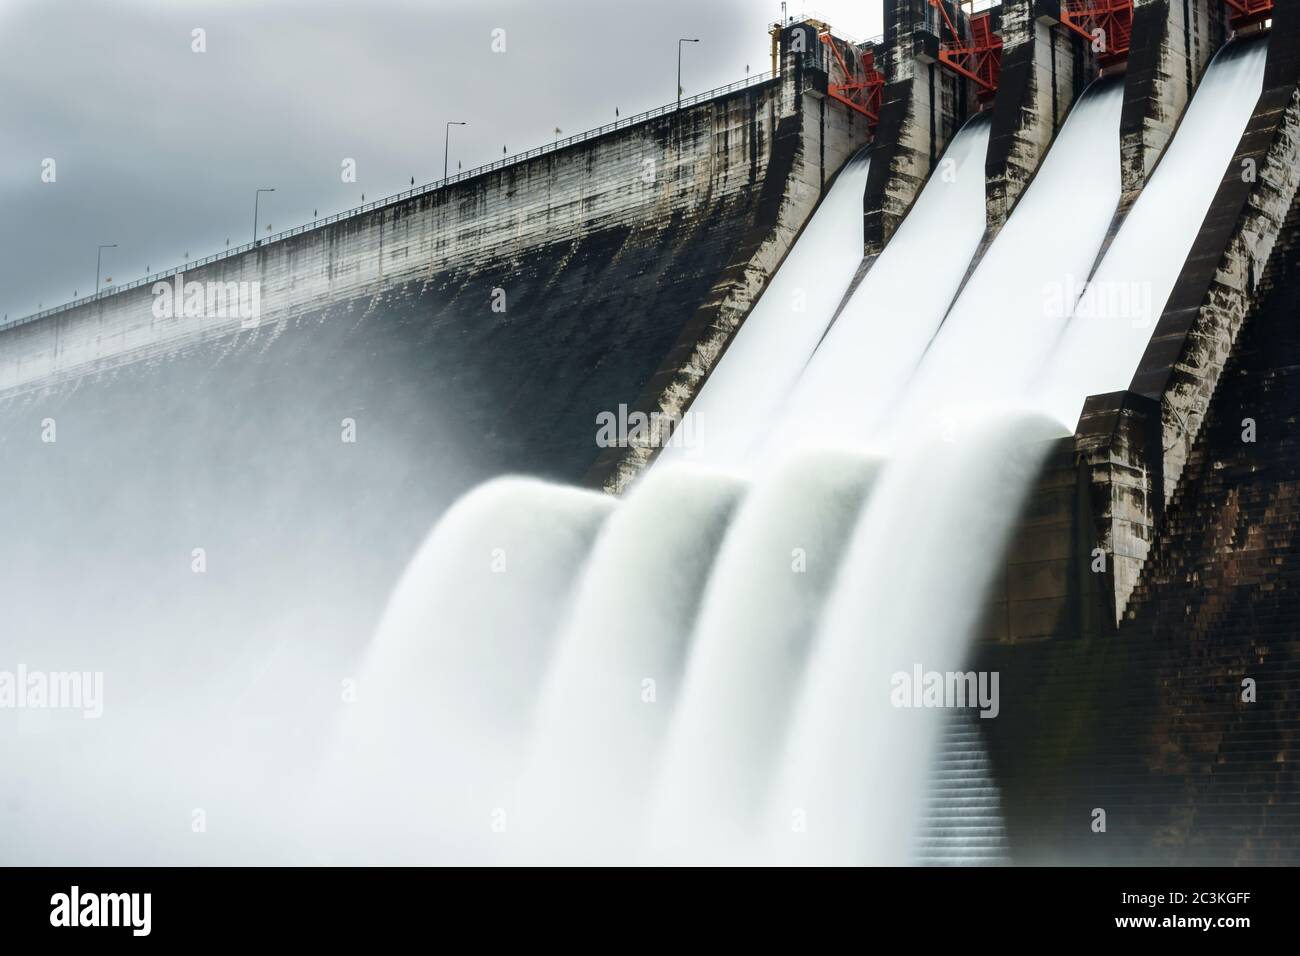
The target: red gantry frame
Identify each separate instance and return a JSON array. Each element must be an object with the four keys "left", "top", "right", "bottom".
[
  {"left": 818, "top": 30, "right": 886, "bottom": 128},
  {"left": 1223, "top": 0, "right": 1273, "bottom": 28},
  {"left": 1060, "top": 1, "right": 1271, "bottom": 71},
  {"left": 1060, "top": 1, "right": 1134, "bottom": 68},
  {"left": 929, "top": 1, "right": 1003, "bottom": 99}
]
